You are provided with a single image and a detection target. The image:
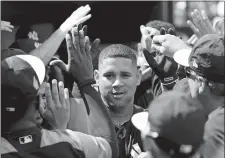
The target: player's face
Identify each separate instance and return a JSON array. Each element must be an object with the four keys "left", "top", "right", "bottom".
[{"left": 95, "top": 57, "right": 141, "bottom": 109}]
